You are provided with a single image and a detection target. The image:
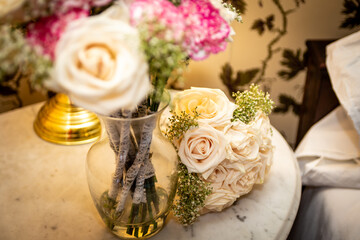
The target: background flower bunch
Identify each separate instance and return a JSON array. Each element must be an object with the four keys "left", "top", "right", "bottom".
[
  {"left": 164, "top": 84, "right": 274, "bottom": 224},
  {"left": 0, "top": 0, "right": 241, "bottom": 115}
]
